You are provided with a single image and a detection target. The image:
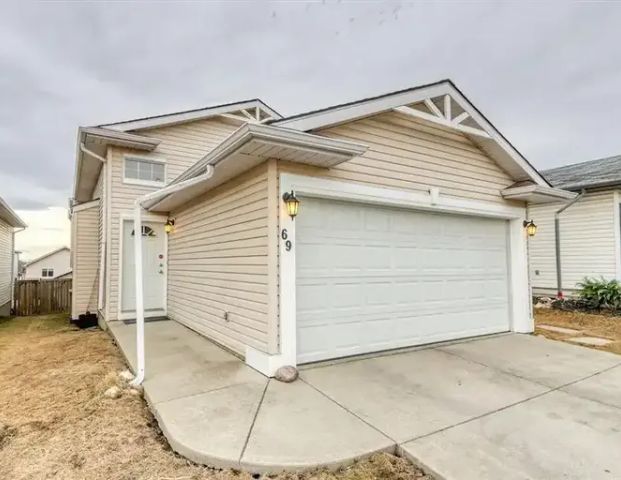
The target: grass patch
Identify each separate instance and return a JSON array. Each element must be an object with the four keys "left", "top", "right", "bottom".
[{"left": 0, "top": 314, "right": 432, "bottom": 480}]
